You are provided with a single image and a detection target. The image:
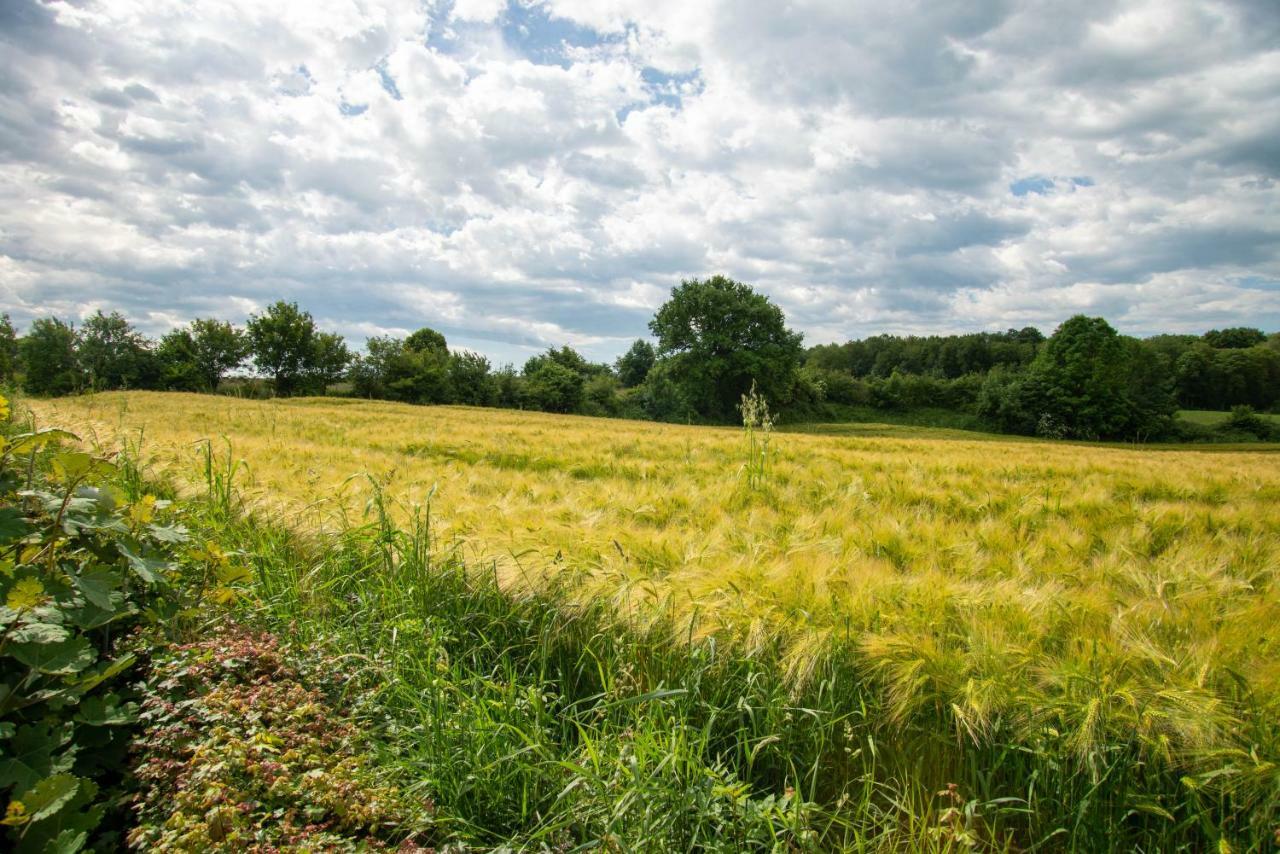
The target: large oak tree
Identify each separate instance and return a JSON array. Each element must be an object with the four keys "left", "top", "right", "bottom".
[{"left": 649, "top": 276, "right": 803, "bottom": 420}]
